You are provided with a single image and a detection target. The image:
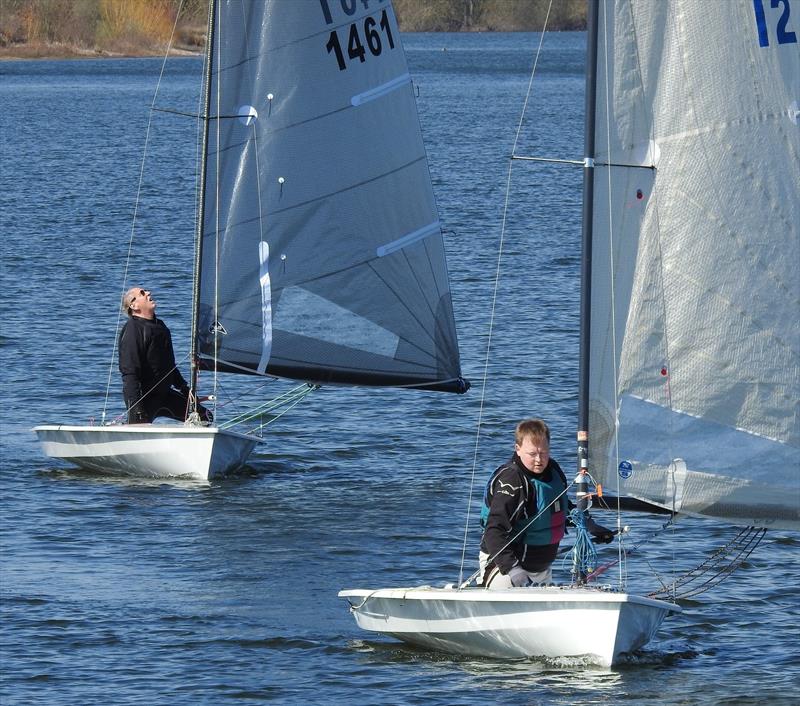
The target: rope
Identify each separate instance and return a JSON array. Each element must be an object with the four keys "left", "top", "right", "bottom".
[
  {"left": 101, "top": 1, "right": 187, "bottom": 425},
  {"left": 585, "top": 514, "right": 675, "bottom": 582},
  {"left": 647, "top": 527, "right": 767, "bottom": 600},
  {"left": 563, "top": 508, "right": 598, "bottom": 579},
  {"left": 195, "top": 374, "right": 277, "bottom": 423},
  {"left": 219, "top": 383, "right": 318, "bottom": 434},
  {"left": 456, "top": 0, "right": 555, "bottom": 589}
]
